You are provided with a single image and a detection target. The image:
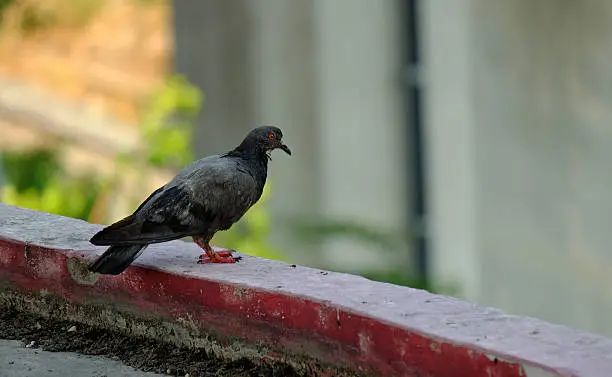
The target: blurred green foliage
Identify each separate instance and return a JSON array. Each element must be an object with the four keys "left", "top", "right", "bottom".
[
  {"left": 0, "top": 149, "right": 100, "bottom": 220},
  {"left": 1, "top": 149, "right": 58, "bottom": 193},
  {"left": 140, "top": 75, "right": 201, "bottom": 169}
]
